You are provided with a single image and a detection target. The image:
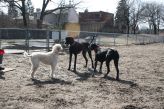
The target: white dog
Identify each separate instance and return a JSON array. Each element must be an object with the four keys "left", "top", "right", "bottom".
[{"left": 24, "top": 44, "right": 63, "bottom": 79}]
